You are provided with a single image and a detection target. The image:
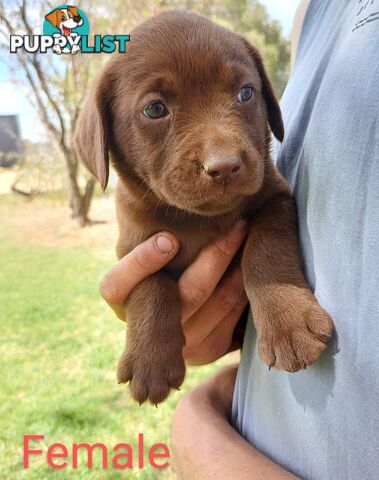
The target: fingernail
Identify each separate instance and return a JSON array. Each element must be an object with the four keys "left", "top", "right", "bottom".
[
  {"left": 236, "top": 219, "right": 247, "bottom": 230},
  {"left": 156, "top": 234, "right": 175, "bottom": 254}
]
